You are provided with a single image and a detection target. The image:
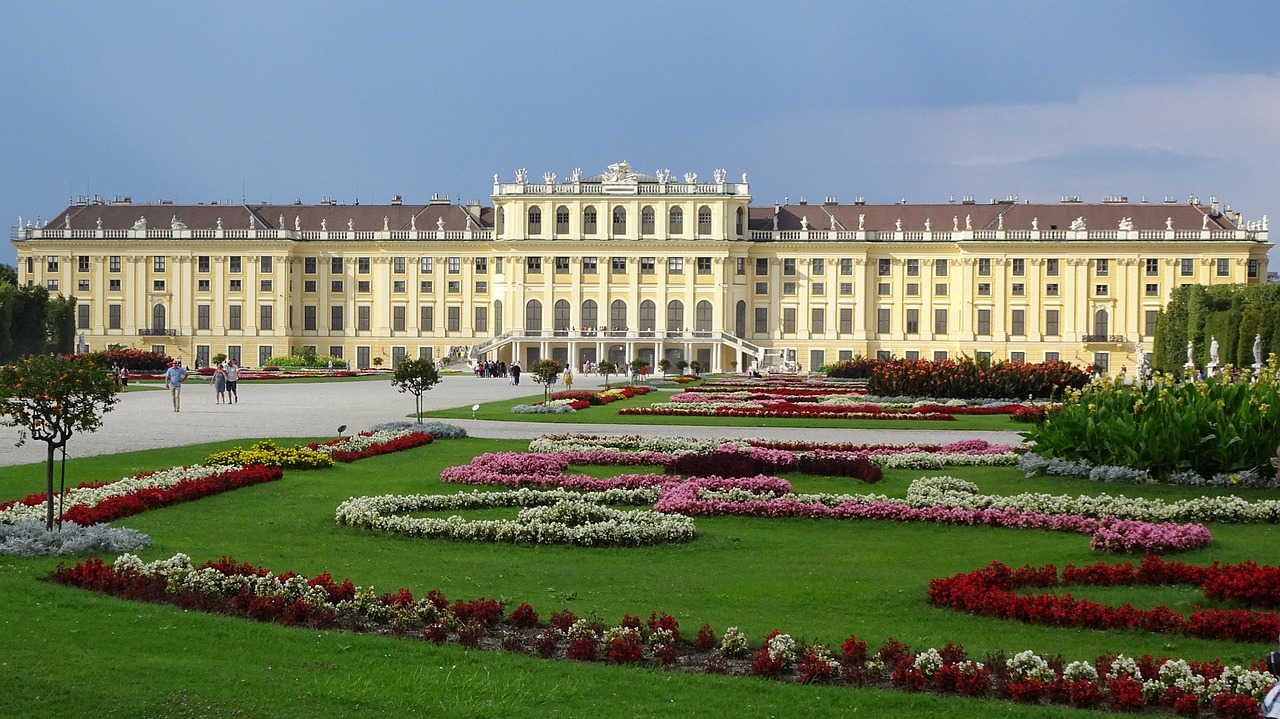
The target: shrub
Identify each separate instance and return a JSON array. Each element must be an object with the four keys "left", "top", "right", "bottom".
[
  {"left": 83, "top": 348, "right": 172, "bottom": 372},
  {"left": 868, "top": 357, "right": 1089, "bottom": 399},
  {"left": 823, "top": 358, "right": 877, "bottom": 379}
]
